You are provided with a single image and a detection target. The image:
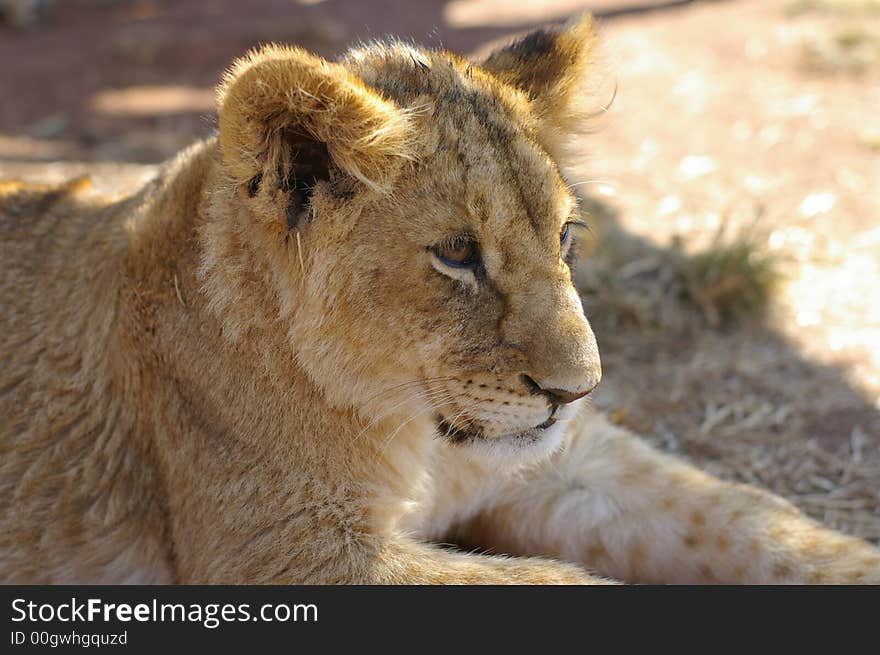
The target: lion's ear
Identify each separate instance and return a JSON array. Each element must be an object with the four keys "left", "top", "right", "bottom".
[
  {"left": 217, "top": 45, "right": 412, "bottom": 228},
  {"left": 481, "top": 14, "right": 599, "bottom": 159}
]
